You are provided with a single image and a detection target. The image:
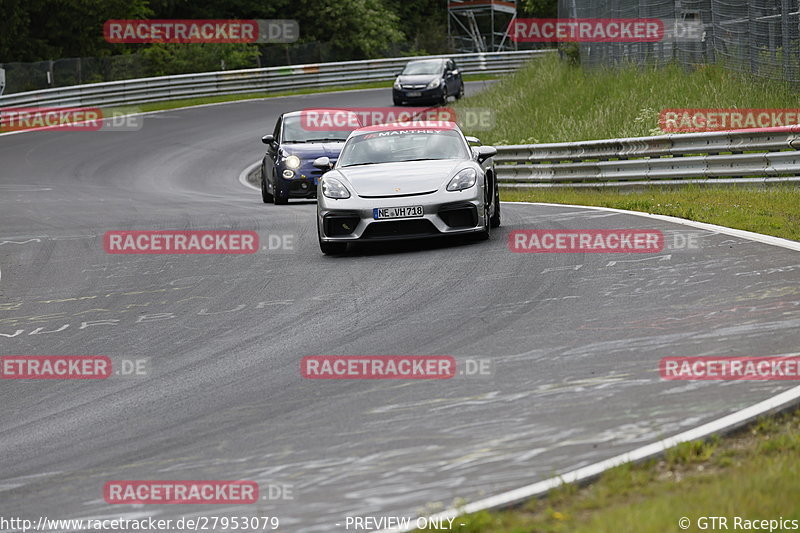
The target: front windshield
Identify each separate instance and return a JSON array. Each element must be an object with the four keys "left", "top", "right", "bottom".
[
  {"left": 401, "top": 60, "right": 444, "bottom": 76},
  {"left": 338, "top": 128, "right": 469, "bottom": 167},
  {"left": 281, "top": 115, "right": 351, "bottom": 143}
]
